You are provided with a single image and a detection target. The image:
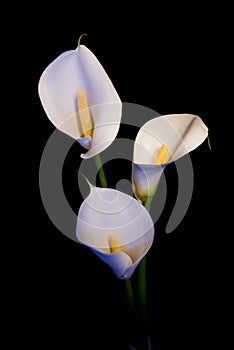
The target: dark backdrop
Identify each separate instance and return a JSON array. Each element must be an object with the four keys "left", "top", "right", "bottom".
[{"left": 19, "top": 6, "right": 226, "bottom": 350}]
